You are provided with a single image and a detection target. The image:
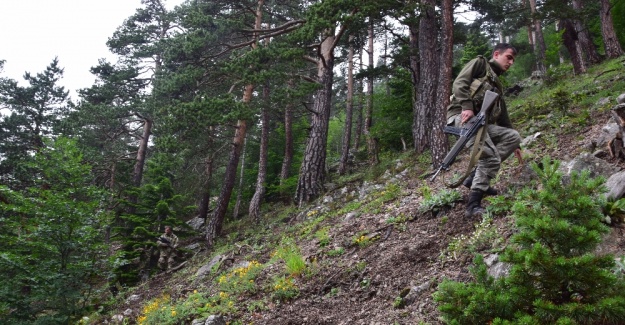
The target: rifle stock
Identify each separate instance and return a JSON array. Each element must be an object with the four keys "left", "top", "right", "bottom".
[{"left": 431, "top": 90, "right": 500, "bottom": 182}]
